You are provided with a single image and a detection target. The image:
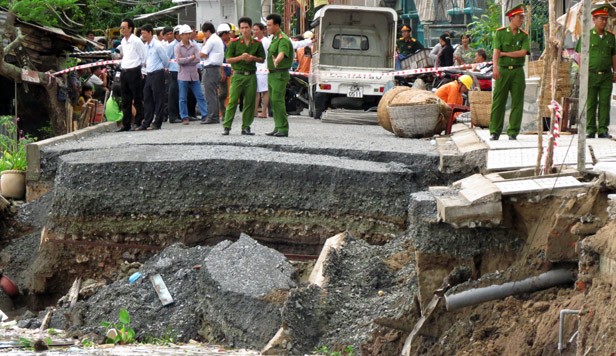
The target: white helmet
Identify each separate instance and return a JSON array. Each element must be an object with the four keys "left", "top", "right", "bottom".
[
  {"left": 179, "top": 24, "right": 192, "bottom": 35},
  {"left": 303, "top": 31, "right": 313, "bottom": 39},
  {"left": 173, "top": 25, "right": 182, "bottom": 33},
  {"left": 216, "top": 23, "right": 231, "bottom": 34}
]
